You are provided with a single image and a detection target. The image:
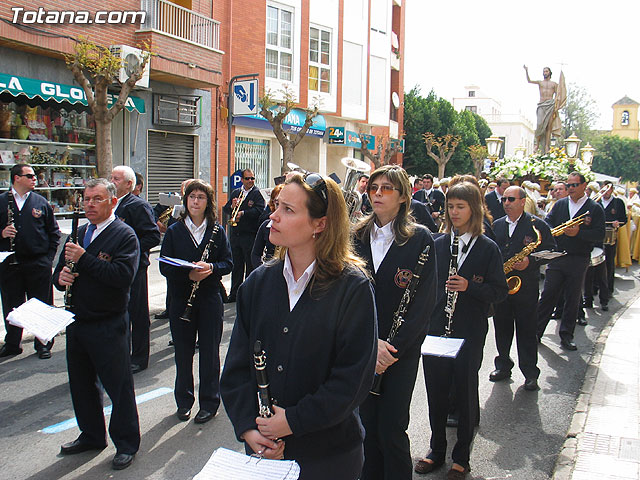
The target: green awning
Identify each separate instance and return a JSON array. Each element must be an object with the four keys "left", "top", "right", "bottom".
[{"left": 0, "top": 72, "right": 145, "bottom": 113}]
